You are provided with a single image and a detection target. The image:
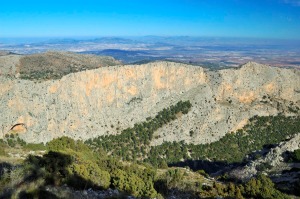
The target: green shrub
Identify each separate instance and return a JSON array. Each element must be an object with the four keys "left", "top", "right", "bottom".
[
  {"left": 69, "top": 162, "right": 110, "bottom": 189},
  {"left": 197, "top": 169, "right": 209, "bottom": 178},
  {"left": 0, "top": 140, "right": 6, "bottom": 156},
  {"left": 24, "top": 143, "right": 46, "bottom": 151},
  {"left": 46, "top": 136, "right": 76, "bottom": 151},
  {"left": 0, "top": 147, "right": 6, "bottom": 156},
  {"left": 46, "top": 136, "right": 91, "bottom": 154},
  {"left": 244, "top": 174, "right": 290, "bottom": 199},
  {"left": 111, "top": 169, "right": 157, "bottom": 197}
]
